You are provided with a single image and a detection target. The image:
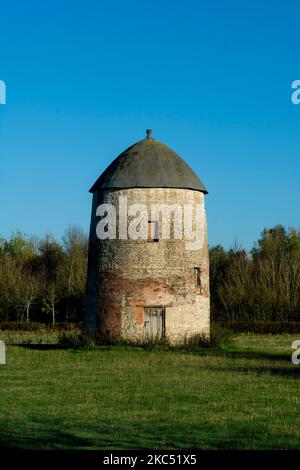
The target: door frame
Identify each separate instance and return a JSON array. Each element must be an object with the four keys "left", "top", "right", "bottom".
[{"left": 143, "top": 306, "right": 166, "bottom": 339}]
